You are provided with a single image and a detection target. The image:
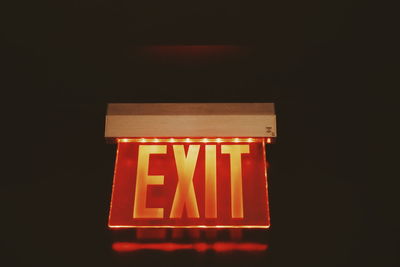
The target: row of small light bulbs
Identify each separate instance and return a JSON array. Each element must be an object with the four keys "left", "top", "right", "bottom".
[{"left": 118, "top": 138, "right": 272, "bottom": 143}]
